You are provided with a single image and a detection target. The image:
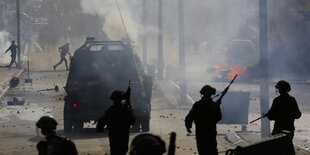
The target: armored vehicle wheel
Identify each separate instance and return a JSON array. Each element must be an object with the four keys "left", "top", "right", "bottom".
[
  {"left": 64, "top": 117, "right": 73, "bottom": 133},
  {"left": 64, "top": 103, "right": 73, "bottom": 133},
  {"left": 73, "top": 121, "right": 83, "bottom": 131},
  {"left": 131, "top": 123, "right": 141, "bottom": 133},
  {"left": 141, "top": 117, "right": 150, "bottom": 132}
]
